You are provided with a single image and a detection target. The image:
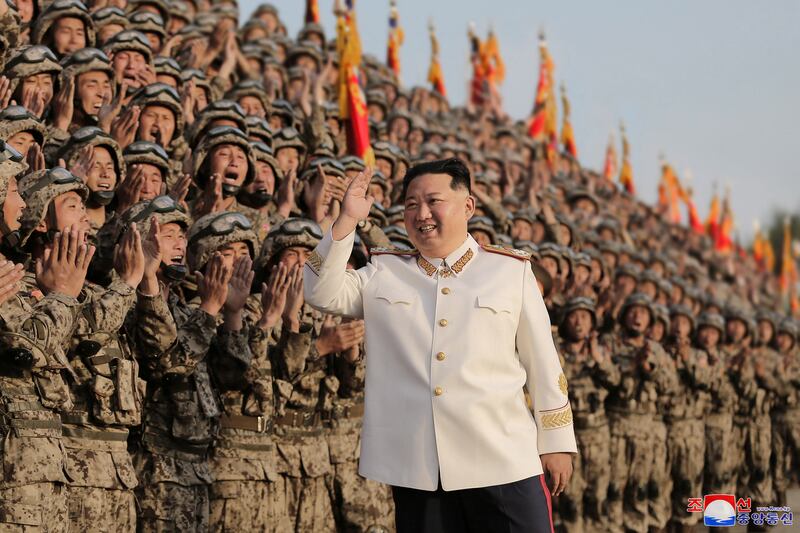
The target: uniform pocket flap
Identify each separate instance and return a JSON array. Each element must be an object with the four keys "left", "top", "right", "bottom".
[
  {"left": 476, "top": 295, "right": 512, "bottom": 314},
  {"left": 375, "top": 283, "right": 415, "bottom": 305}
]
